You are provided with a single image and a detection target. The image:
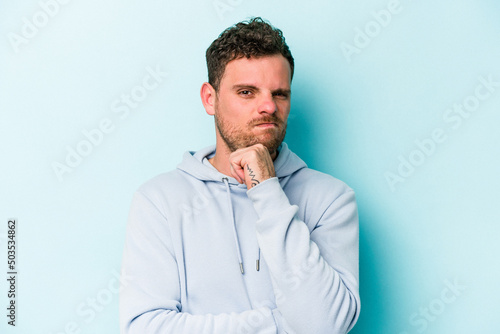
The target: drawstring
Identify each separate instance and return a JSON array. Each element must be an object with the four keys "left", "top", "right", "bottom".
[
  {"left": 222, "top": 177, "right": 245, "bottom": 274},
  {"left": 222, "top": 177, "right": 261, "bottom": 274},
  {"left": 256, "top": 248, "right": 260, "bottom": 271}
]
